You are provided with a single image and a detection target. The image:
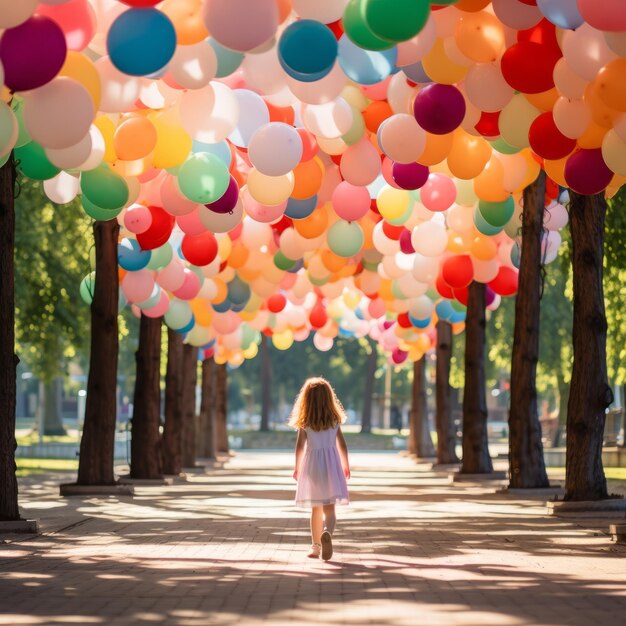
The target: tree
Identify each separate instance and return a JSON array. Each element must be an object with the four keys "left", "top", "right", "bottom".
[
  {"left": 197, "top": 357, "right": 216, "bottom": 460},
  {"left": 0, "top": 155, "right": 20, "bottom": 521},
  {"left": 76, "top": 220, "right": 120, "bottom": 486},
  {"left": 461, "top": 281, "right": 493, "bottom": 474},
  {"left": 565, "top": 193, "right": 611, "bottom": 501},
  {"left": 215, "top": 363, "right": 229, "bottom": 453},
  {"left": 361, "top": 338, "right": 378, "bottom": 434},
  {"left": 130, "top": 315, "right": 163, "bottom": 479},
  {"left": 260, "top": 335, "right": 271, "bottom": 431},
  {"left": 162, "top": 329, "right": 184, "bottom": 475},
  {"left": 408, "top": 356, "right": 435, "bottom": 458},
  {"left": 508, "top": 174, "right": 549, "bottom": 488},
  {"left": 435, "top": 320, "right": 459, "bottom": 464},
  {"left": 181, "top": 343, "right": 198, "bottom": 468}
]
